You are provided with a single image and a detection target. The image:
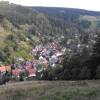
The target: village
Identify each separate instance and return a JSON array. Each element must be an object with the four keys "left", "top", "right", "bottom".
[{"left": 0, "top": 40, "right": 66, "bottom": 84}]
